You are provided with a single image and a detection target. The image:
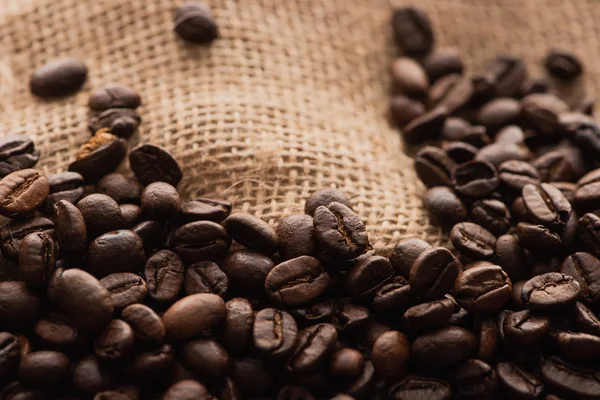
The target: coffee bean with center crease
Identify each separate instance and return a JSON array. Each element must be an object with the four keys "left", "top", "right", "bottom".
[
  {"left": 575, "top": 168, "right": 600, "bottom": 212},
  {"left": 521, "top": 272, "right": 580, "bottom": 312},
  {"left": 521, "top": 94, "right": 569, "bottom": 137},
  {"left": 372, "top": 276, "right": 411, "bottom": 314},
  {"left": 559, "top": 252, "right": 600, "bottom": 305},
  {"left": 286, "top": 323, "right": 337, "bottom": 373},
  {"left": 517, "top": 222, "right": 564, "bottom": 252},
  {"left": 389, "top": 238, "right": 431, "bottom": 278},
  {"left": 414, "top": 146, "right": 456, "bottom": 188},
  {"left": 88, "top": 84, "right": 141, "bottom": 111},
  {"left": 88, "top": 108, "right": 141, "bottom": 139},
  {"left": 304, "top": 188, "right": 353, "bottom": 216},
  {"left": 428, "top": 75, "right": 474, "bottom": 115},
  {"left": 54, "top": 199, "right": 87, "bottom": 259},
  {"left": 174, "top": 2, "right": 219, "bottom": 44},
  {"left": 551, "top": 328, "right": 600, "bottom": 361},
  {"left": 43, "top": 171, "right": 85, "bottom": 213},
  {"left": 403, "top": 106, "right": 448, "bottom": 144},
  {"left": 498, "top": 160, "right": 541, "bottom": 192},
  {"left": 344, "top": 255, "right": 393, "bottom": 303},
  {"left": 0, "top": 333, "right": 20, "bottom": 383},
  {"left": 0, "top": 216, "right": 53, "bottom": 260},
  {"left": 144, "top": 250, "right": 184, "bottom": 303},
  {"left": 0, "top": 136, "right": 39, "bottom": 178},
  {"left": 86, "top": 230, "right": 145, "bottom": 277},
  {"left": 184, "top": 260, "right": 228, "bottom": 296},
  {"left": 34, "top": 313, "right": 85, "bottom": 349},
  {"left": 391, "top": 57, "right": 429, "bottom": 99},
  {"left": 522, "top": 183, "right": 571, "bottom": 230},
  {"left": 253, "top": 308, "right": 298, "bottom": 359},
  {"left": 423, "top": 186, "right": 469, "bottom": 227},
  {"left": 453, "top": 161, "right": 499, "bottom": 198},
  {"left": 470, "top": 199, "right": 511, "bottom": 236},
  {"left": 30, "top": 58, "right": 87, "bottom": 98},
  {"left": 0, "top": 281, "right": 40, "bottom": 332},
  {"left": 0, "top": 169, "right": 48, "bottom": 218},
  {"left": 121, "top": 303, "right": 165, "bottom": 344},
  {"left": 313, "top": 202, "right": 369, "bottom": 260},
  {"left": 409, "top": 247, "right": 461, "bottom": 300},
  {"left": 19, "top": 350, "right": 70, "bottom": 388},
  {"left": 573, "top": 302, "right": 600, "bottom": 335},
  {"left": 178, "top": 198, "right": 232, "bottom": 224},
  {"left": 265, "top": 256, "right": 329, "bottom": 307},
  {"left": 220, "top": 250, "right": 273, "bottom": 294},
  {"left": 388, "top": 375, "right": 452, "bottom": 400},
  {"left": 450, "top": 222, "right": 497, "bottom": 260},
  {"left": 544, "top": 49, "right": 583, "bottom": 80},
  {"left": 163, "top": 293, "right": 226, "bottom": 341},
  {"left": 403, "top": 296, "right": 455, "bottom": 333},
  {"left": 100, "top": 272, "right": 147, "bottom": 309},
  {"left": 411, "top": 326, "right": 476, "bottom": 369},
  {"left": 220, "top": 298, "right": 254, "bottom": 355},
  {"left": 391, "top": 6, "right": 434, "bottom": 55},
  {"left": 97, "top": 173, "right": 142, "bottom": 205},
  {"left": 224, "top": 213, "right": 279, "bottom": 255},
  {"left": 18, "top": 232, "right": 56, "bottom": 290},
  {"left": 129, "top": 144, "right": 183, "bottom": 187},
  {"left": 69, "top": 130, "right": 127, "bottom": 183},
  {"left": 443, "top": 141, "right": 479, "bottom": 164},
  {"left": 276, "top": 214, "right": 318, "bottom": 260},
  {"left": 94, "top": 319, "right": 134, "bottom": 361},
  {"left": 77, "top": 194, "right": 124, "bottom": 238},
  {"left": 171, "top": 220, "right": 231, "bottom": 263},
  {"left": 372, "top": 331, "right": 410, "bottom": 380},
  {"left": 451, "top": 359, "right": 497, "bottom": 400},
  {"left": 390, "top": 95, "right": 426, "bottom": 128},
  {"left": 503, "top": 310, "right": 550, "bottom": 349},
  {"left": 496, "top": 361, "right": 544, "bottom": 400},
  {"left": 577, "top": 213, "right": 600, "bottom": 257},
  {"left": 141, "top": 182, "right": 181, "bottom": 220},
  {"left": 541, "top": 356, "right": 600, "bottom": 400},
  {"left": 453, "top": 265, "right": 512, "bottom": 314}
]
